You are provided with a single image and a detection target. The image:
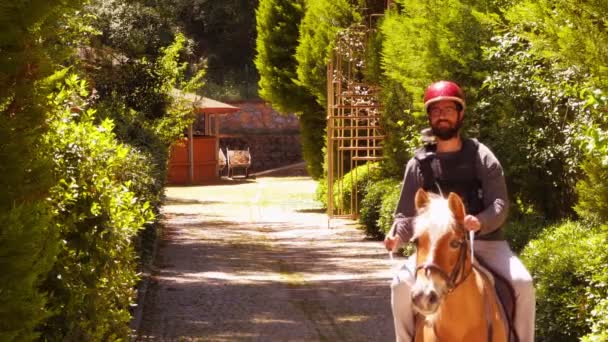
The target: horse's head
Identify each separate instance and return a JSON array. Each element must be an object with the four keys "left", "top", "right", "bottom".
[{"left": 410, "top": 188, "right": 469, "bottom": 316}]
